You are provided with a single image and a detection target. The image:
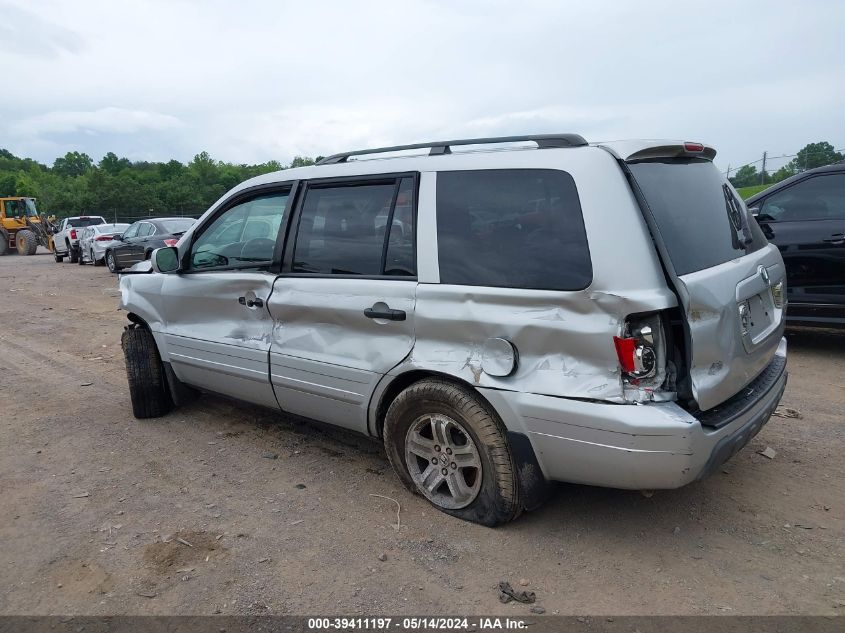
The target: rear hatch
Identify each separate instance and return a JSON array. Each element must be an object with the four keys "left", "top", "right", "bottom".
[{"left": 622, "top": 147, "right": 785, "bottom": 411}]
